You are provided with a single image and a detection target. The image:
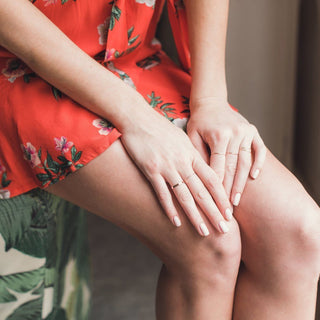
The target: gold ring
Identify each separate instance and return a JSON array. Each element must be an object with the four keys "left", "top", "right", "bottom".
[
  {"left": 227, "top": 151, "right": 238, "bottom": 155},
  {"left": 185, "top": 172, "right": 196, "bottom": 182},
  {"left": 171, "top": 180, "right": 185, "bottom": 189},
  {"left": 240, "top": 147, "right": 251, "bottom": 152},
  {"left": 213, "top": 152, "right": 225, "bottom": 155}
]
